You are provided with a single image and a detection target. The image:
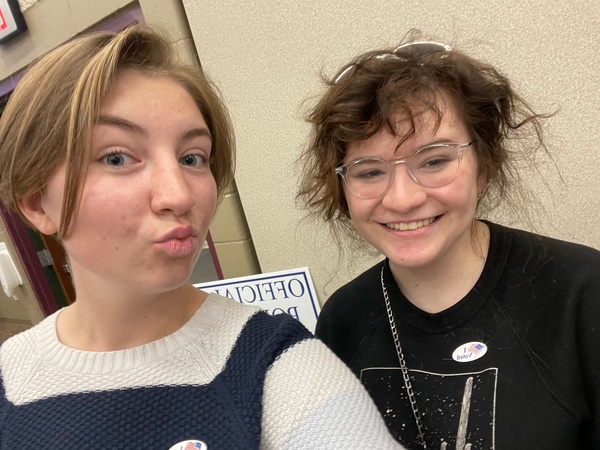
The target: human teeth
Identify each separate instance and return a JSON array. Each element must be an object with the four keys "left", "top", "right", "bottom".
[{"left": 386, "top": 217, "right": 434, "bottom": 231}]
